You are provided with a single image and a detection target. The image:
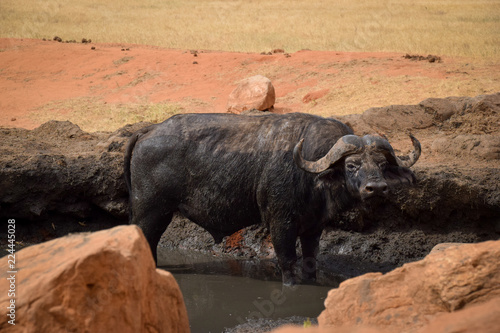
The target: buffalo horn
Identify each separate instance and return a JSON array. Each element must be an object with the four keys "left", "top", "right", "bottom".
[
  {"left": 364, "top": 134, "right": 421, "bottom": 168},
  {"left": 293, "top": 135, "right": 363, "bottom": 173},
  {"left": 396, "top": 135, "right": 421, "bottom": 168}
]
